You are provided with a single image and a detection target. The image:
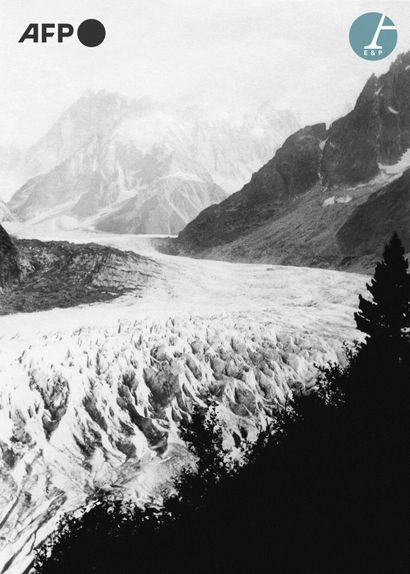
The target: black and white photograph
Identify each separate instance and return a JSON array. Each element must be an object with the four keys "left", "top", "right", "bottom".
[{"left": 0, "top": 1, "right": 409, "bottom": 573}]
